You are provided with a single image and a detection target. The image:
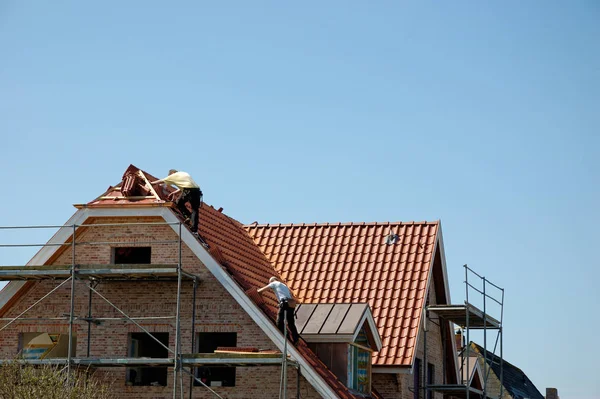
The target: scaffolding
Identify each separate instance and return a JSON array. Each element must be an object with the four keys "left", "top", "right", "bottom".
[
  {"left": 423, "top": 265, "right": 504, "bottom": 399},
  {"left": 0, "top": 221, "right": 298, "bottom": 399}
]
